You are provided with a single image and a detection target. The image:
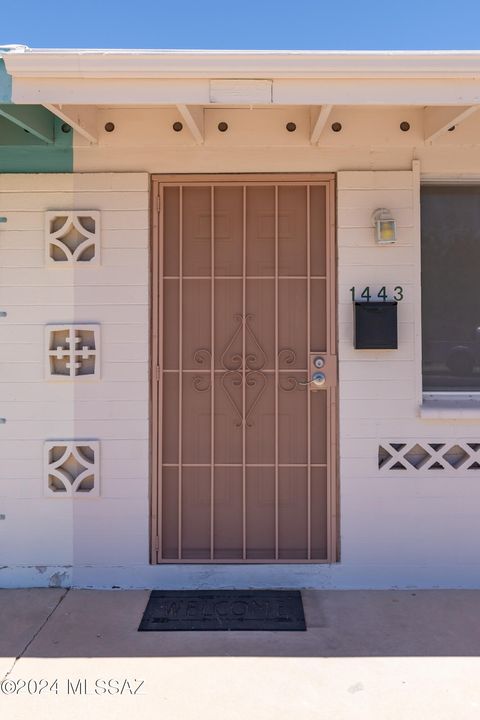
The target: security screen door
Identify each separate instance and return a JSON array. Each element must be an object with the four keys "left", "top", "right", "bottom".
[{"left": 151, "top": 175, "right": 337, "bottom": 563}]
